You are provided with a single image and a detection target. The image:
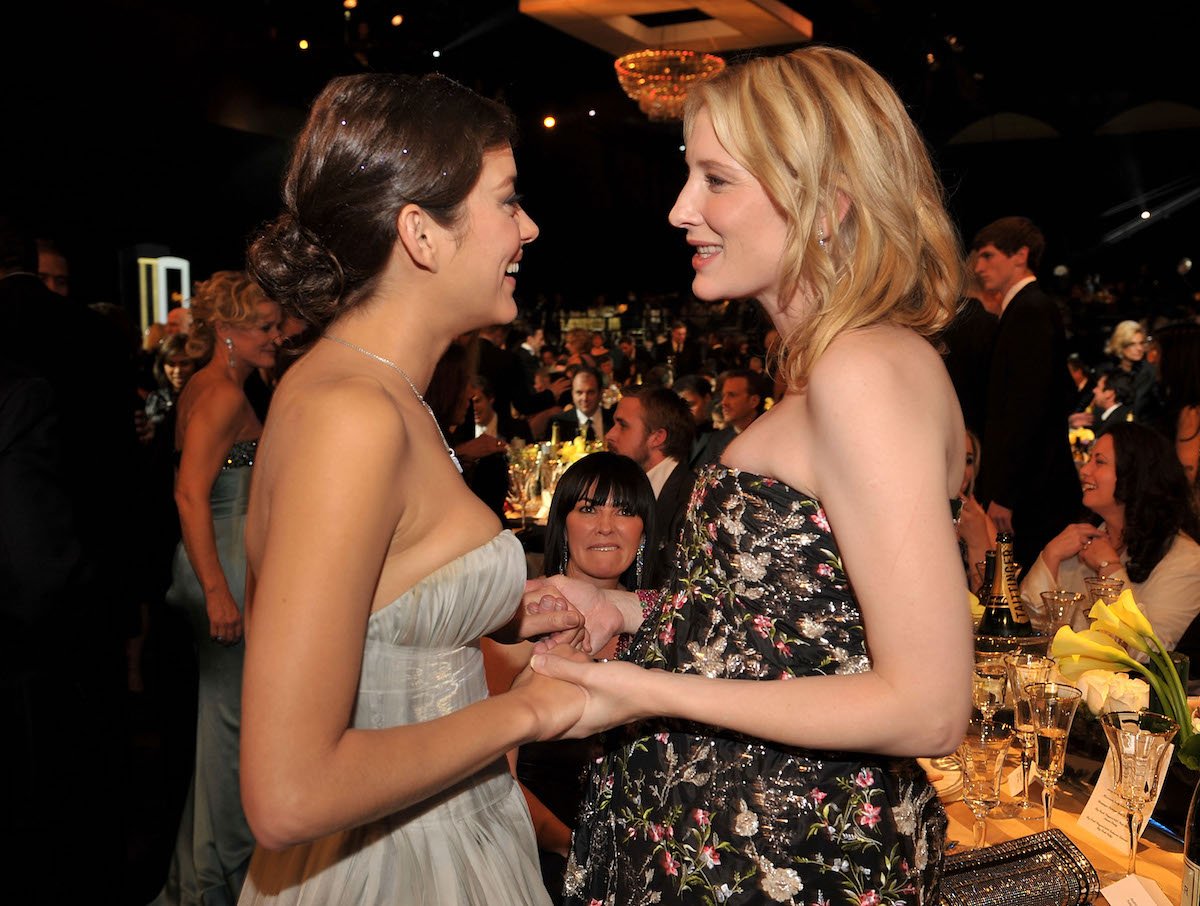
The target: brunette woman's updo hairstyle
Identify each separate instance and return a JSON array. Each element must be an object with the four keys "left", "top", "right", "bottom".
[
  {"left": 185, "top": 270, "right": 271, "bottom": 362},
  {"left": 248, "top": 73, "right": 517, "bottom": 347}
]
